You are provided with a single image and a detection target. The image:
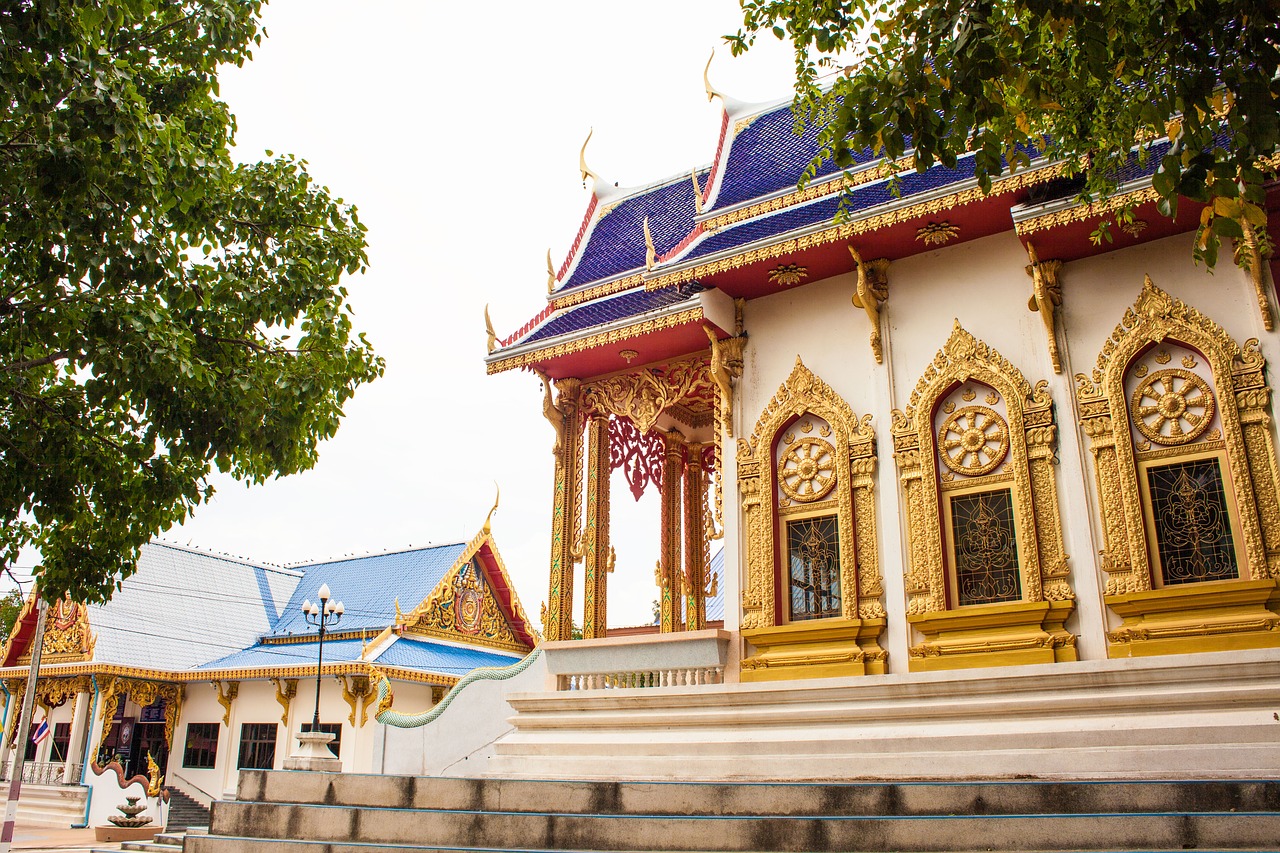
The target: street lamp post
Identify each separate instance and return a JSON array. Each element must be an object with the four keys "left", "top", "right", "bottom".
[{"left": 283, "top": 583, "right": 345, "bottom": 771}]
